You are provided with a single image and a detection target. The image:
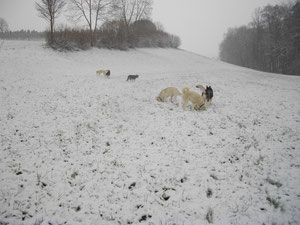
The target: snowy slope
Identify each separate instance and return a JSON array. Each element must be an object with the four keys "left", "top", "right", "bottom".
[{"left": 0, "top": 40, "right": 299, "bottom": 225}]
